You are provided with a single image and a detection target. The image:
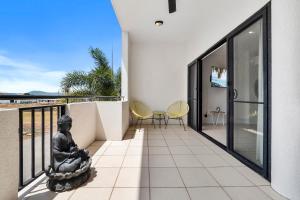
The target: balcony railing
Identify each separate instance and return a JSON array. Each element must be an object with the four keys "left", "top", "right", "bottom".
[
  {"left": 0, "top": 95, "right": 124, "bottom": 104},
  {"left": 18, "top": 105, "right": 65, "bottom": 190},
  {"left": 0, "top": 95, "right": 123, "bottom": 191}
]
